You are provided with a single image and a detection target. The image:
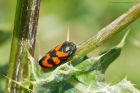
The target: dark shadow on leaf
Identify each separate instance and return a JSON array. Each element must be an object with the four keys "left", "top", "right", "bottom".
[
  {"left": 0, "top": 30, "right": 11, "bottom": 45},
  {"left": 0, "top": 64, "right": 8, "bottom": 76}
]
